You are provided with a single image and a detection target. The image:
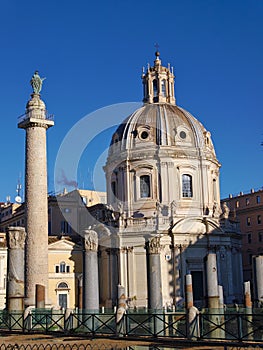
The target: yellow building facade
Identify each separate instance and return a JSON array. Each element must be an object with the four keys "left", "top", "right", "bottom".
[{"left": 48, "top": 237, "right": 82, "bottom": 309}]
